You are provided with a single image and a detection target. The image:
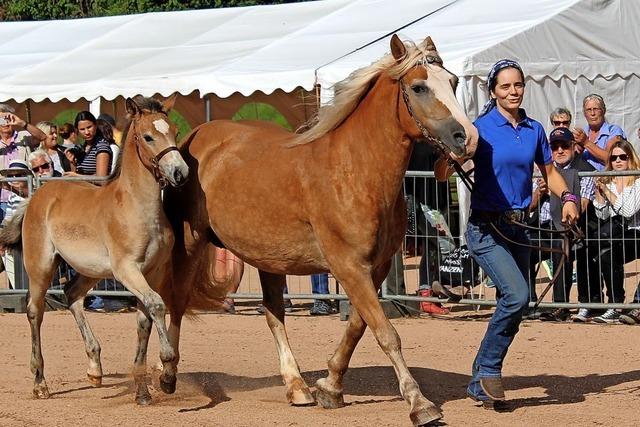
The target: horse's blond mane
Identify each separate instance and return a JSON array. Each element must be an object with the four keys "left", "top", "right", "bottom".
[{"left": 291, "top": 39, "right": 434, "bottom": 145}]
